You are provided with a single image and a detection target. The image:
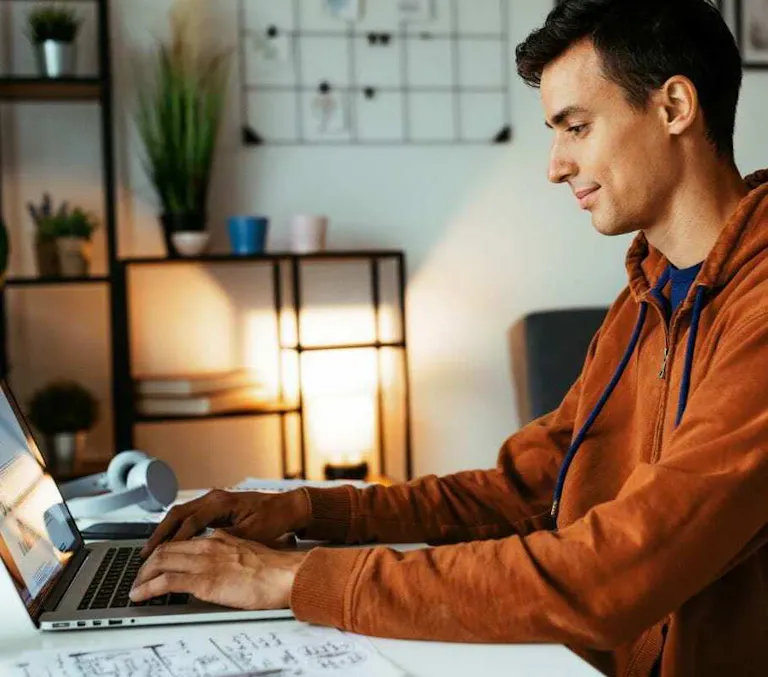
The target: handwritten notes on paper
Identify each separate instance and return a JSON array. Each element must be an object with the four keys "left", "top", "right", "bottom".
[{"left": 8, "top": 626, "right": 405, "bottom": 677}]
